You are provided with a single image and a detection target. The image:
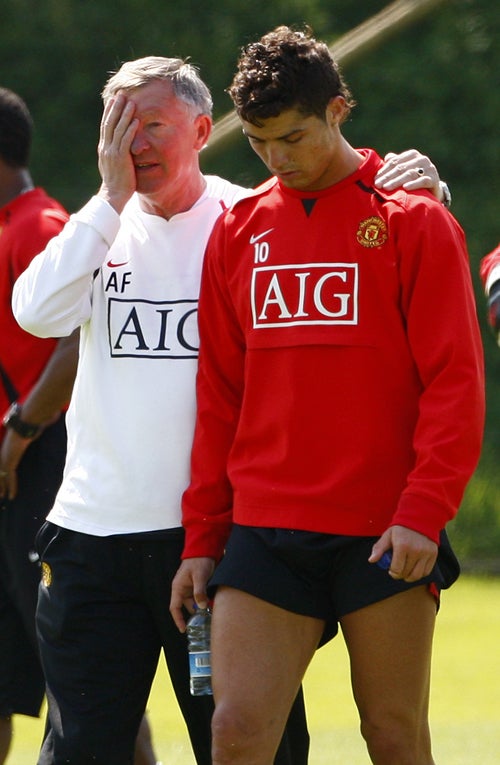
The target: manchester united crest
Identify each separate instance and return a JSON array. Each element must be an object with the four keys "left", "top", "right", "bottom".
[
  {"left": 356, "top": 217, "right": 388, "bottom": 248},
  {"left": 41, "top": 561, "right": 52, "bottom": 587}
]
